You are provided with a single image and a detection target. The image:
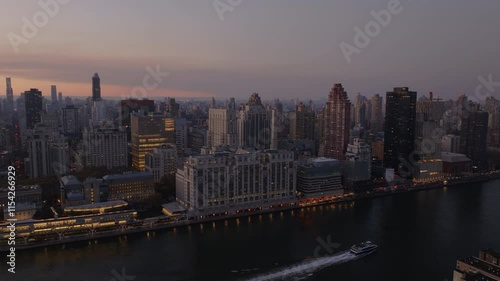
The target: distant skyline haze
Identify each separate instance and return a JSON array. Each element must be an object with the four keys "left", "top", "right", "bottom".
[{"left": 1, "top": 0, "right": 499, "bottom": 101}]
